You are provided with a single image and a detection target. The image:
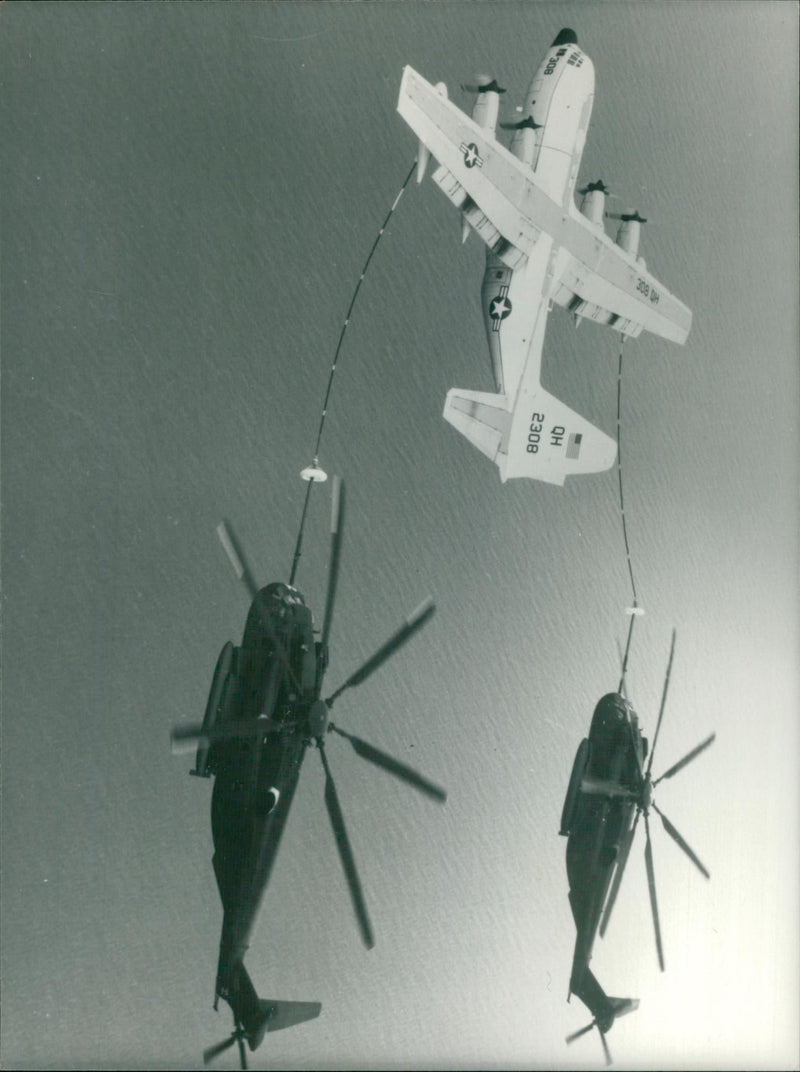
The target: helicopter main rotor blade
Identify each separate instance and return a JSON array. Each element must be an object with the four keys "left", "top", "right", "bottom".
[
  {"left": 617, "top": 608, "right": 640, "bottom": 695},
  {"left": 645, "top": 628, "right": 676, "bottom": 779},
  {"left": 326, "top": 599, "right": 435, "bottom": 705},
  {"left": 321, "top": 476, "right": 345, "bottom": 650},
  {"left": 599, "top": 807, "right": 640, "bottom": 938},
  {"left": 644, "top": 812, "right": 665, "bottom": 972},
  {"left": 580, "top": 776, "right": 636, "bottom": 799},
  {"left": 217, "top": 520, "right": 259, "bottom": 599},
  {"left": 170, "top": 717, "right": 283, "bottom": 751},
  {"left": 328, "top": 723, "right": 447, "bottom": 802},
  {"left": 318, "top": 742, "right": 375, "bottom": 949},
  {"left": 653, "top": 733, "right": 716, "bottom": 786},
  {"left": 615, "top": 637, "right": 628, "bottom": 701},
  {"left": 652, "top": 801, "right": 710, "bottom": 879}
]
